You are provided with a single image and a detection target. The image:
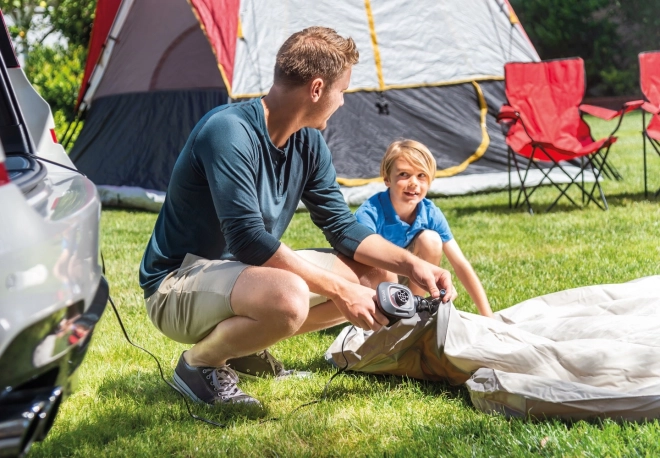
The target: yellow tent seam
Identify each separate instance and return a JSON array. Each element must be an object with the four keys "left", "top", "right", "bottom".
[
  {"left": 433, "top": 81, "right": 490, "bottom": 178},
  {"left": 364, "top": 0, "right": 385, "bottom": 90},
  {"left": 187, "top": 0, "right": 234, "bottom": 97},
  {"left": 336, "top": 81, "right": 491, "bottom": 186},
  {"left": 232, "top": 76, "right": 504, "bottom": 99}
]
